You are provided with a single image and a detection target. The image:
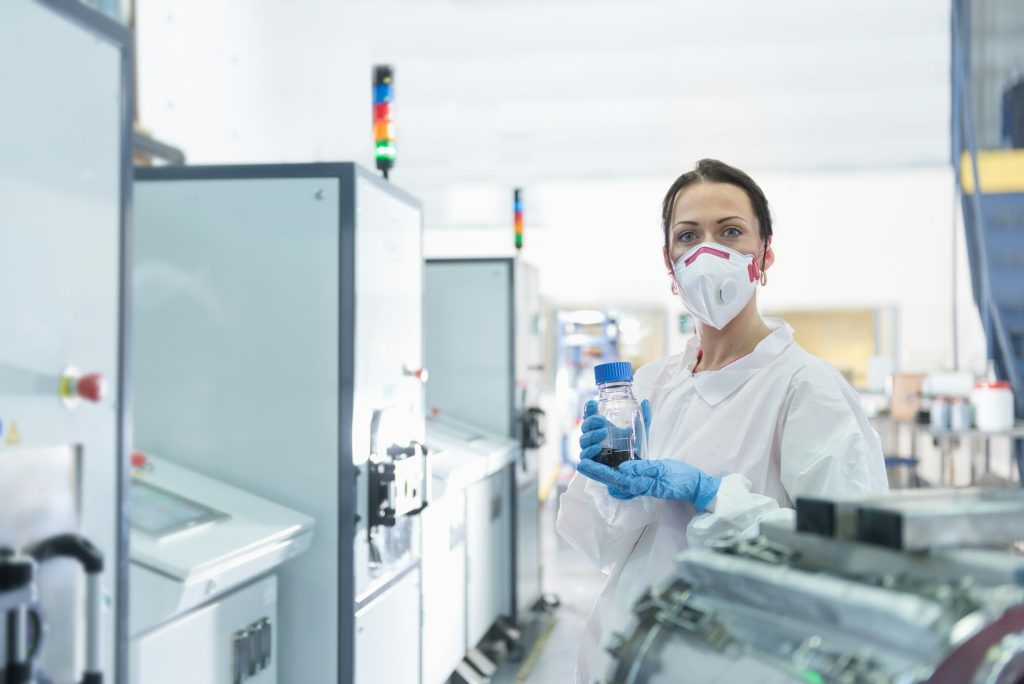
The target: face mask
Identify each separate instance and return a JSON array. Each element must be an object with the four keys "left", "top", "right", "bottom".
[{"left": 672, "top": 242, "right": 760, "bottom": 330}]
